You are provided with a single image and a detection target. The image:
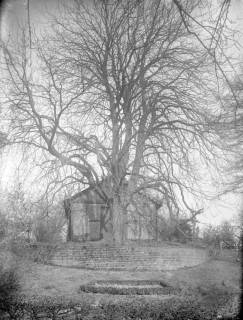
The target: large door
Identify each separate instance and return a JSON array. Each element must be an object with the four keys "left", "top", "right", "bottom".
[
  {"left": 86, "top": 204, "right": 101, "bottom": 240},
  {"left": 71, "top": 202, "right": 89, "bottom": 239}
]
